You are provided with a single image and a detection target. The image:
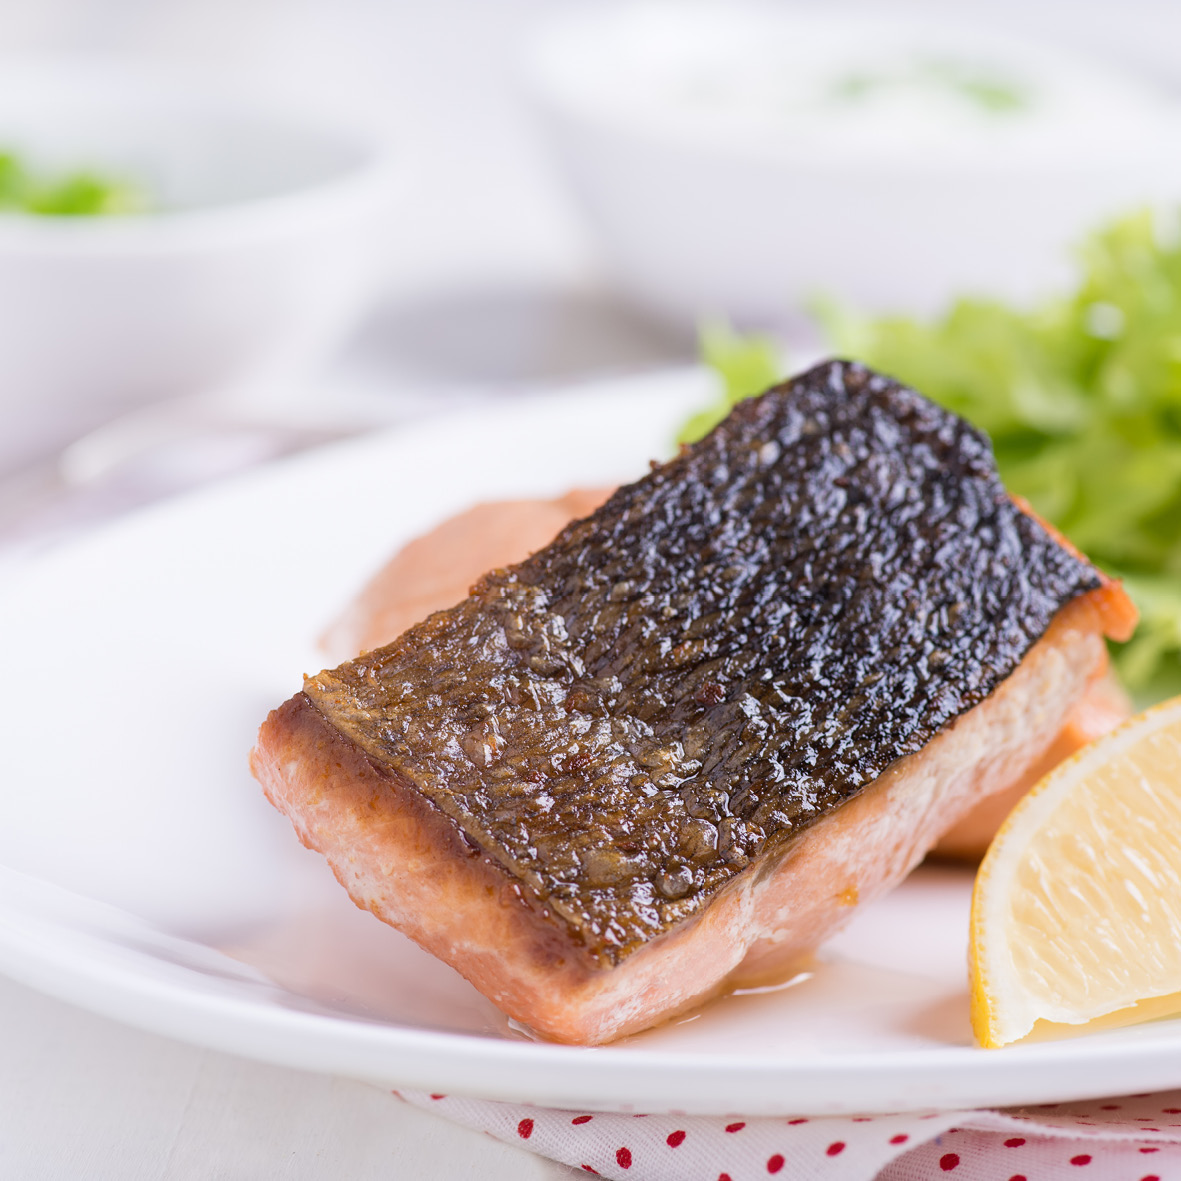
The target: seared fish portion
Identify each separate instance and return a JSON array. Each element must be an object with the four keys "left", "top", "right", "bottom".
[{"left": 252, "top": 360, "right": 1135, "bottom": 1043}]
